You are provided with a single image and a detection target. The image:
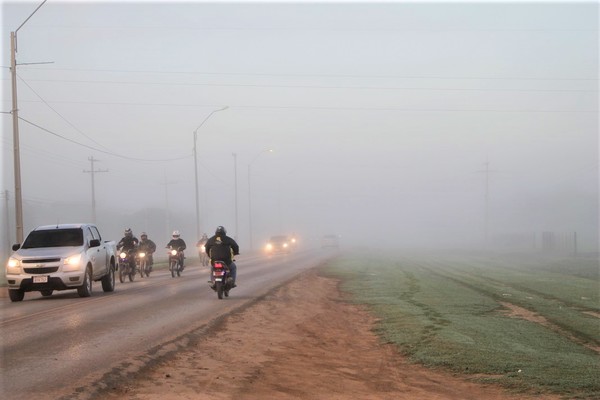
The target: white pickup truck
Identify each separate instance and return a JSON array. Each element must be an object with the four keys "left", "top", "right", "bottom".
[{"left": 5, "top": 223, "right": 117, "bottom": 302}]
